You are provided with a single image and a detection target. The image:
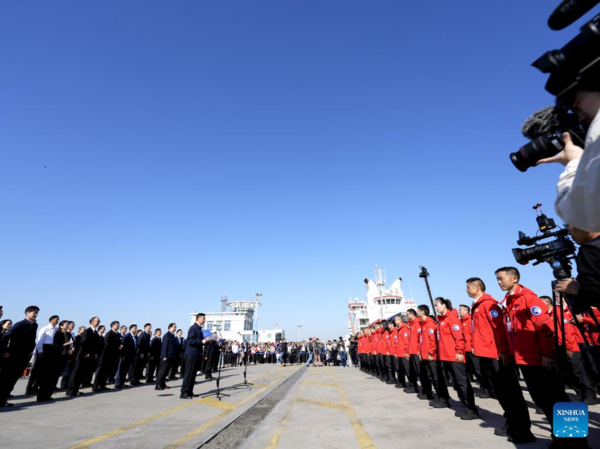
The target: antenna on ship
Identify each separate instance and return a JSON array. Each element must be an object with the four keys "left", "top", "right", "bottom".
[{"left": 375, "top": 265, "right": 386, "bottom": 320}]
